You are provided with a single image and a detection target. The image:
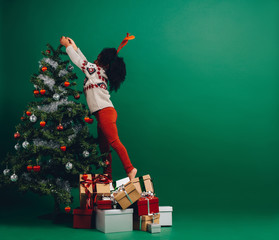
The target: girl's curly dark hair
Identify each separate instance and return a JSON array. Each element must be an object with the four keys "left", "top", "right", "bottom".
[{"left": 97, "top": 48, "right": 126, "bottom": 92}]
